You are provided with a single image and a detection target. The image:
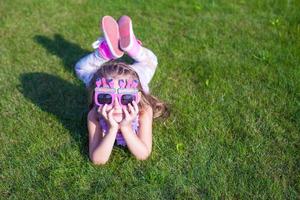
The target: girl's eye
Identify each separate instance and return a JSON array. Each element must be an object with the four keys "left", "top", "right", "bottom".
[
  {"left": 121, "top": 94, "right": 135, "bottom": 105},
  {"left": 97, "top": 94, "right": 112, "bottom": 104}
]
